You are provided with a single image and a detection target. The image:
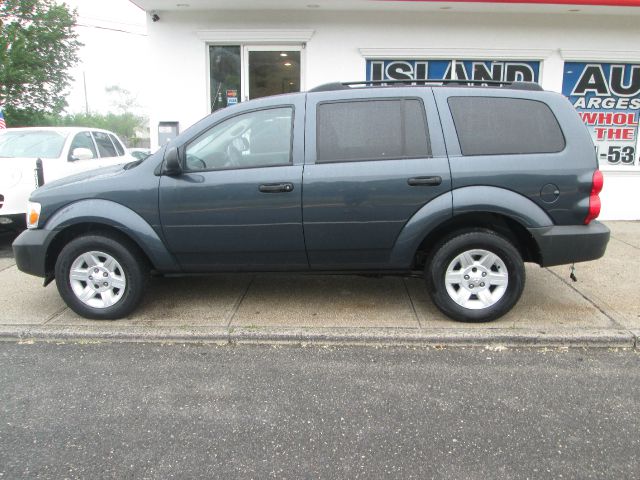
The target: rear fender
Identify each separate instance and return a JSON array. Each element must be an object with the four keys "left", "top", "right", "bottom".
[
  {"left": 452, "top": 186, "right": 553, "bottom": 228},
  {"left": 389, "top": 186, "right": 552, "bottom": 268}
]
